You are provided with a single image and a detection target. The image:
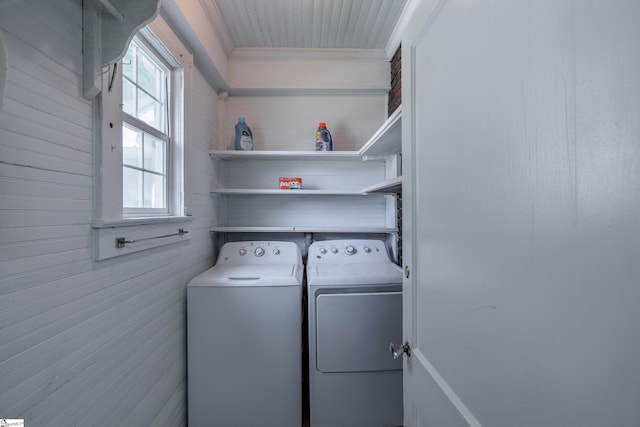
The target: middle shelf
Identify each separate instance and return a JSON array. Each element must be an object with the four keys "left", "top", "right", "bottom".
[
  {"left": 209, "top": 150, "right": 399, "bottom": 232},
  {"left": 209, "top": 151, "right": 391, "bottom": 192},
  {"left": 211, "top": 189, "right": 368, "bottom": 196}
]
